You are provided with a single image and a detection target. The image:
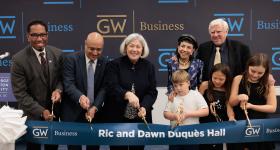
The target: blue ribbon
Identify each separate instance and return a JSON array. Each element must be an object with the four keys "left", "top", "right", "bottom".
[{"left": 24, "top": 118, "right": 280, "bottom": 145}]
